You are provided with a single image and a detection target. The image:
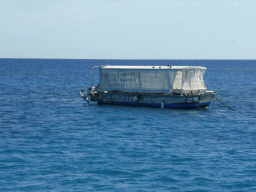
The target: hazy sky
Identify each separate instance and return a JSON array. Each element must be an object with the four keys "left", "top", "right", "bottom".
[{"left": 0, "top": 0, "right": 255, "bottom": 59}]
